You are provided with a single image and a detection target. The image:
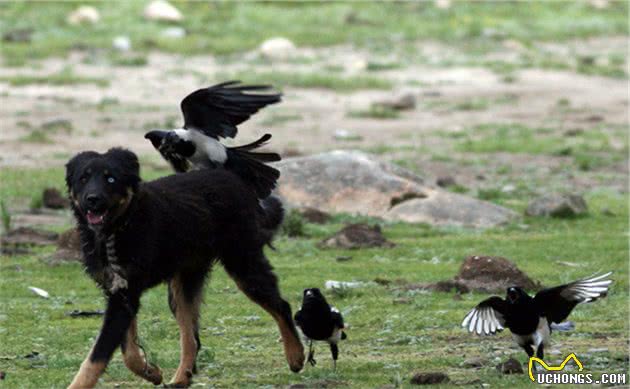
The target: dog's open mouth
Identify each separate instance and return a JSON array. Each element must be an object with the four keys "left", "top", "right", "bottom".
[{"left": 86, "top": 210, "right": 107, "bottom": 225}]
